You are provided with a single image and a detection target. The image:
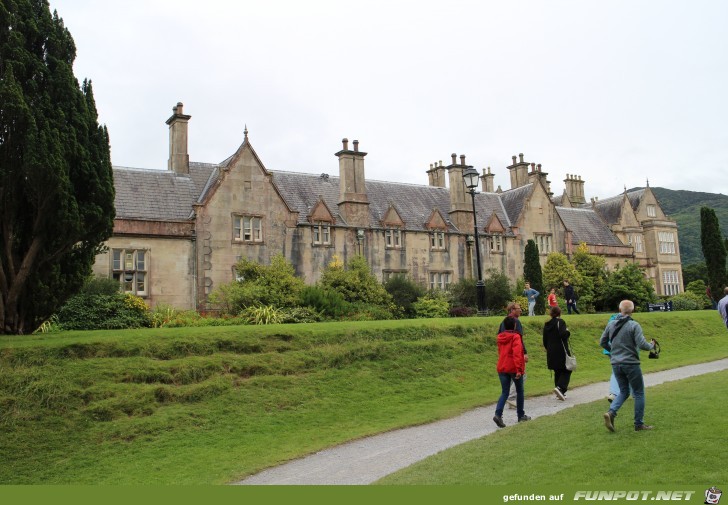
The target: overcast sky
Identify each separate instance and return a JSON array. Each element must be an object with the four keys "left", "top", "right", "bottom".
[{"left": 49, "top": 0, "right": 728, "bottom": 199}]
